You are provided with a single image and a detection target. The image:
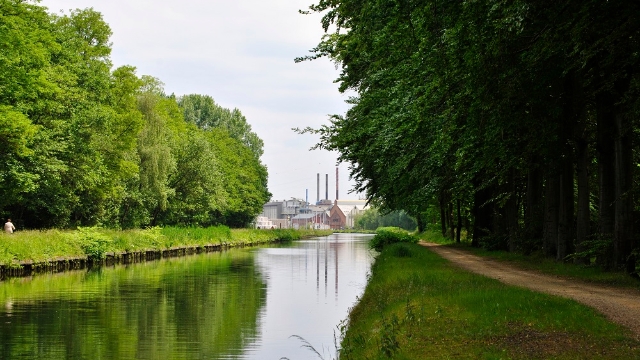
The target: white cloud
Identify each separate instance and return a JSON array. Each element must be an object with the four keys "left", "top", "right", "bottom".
[{"left": 41, "top": 0, "right": 358, "bottom": 201}]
